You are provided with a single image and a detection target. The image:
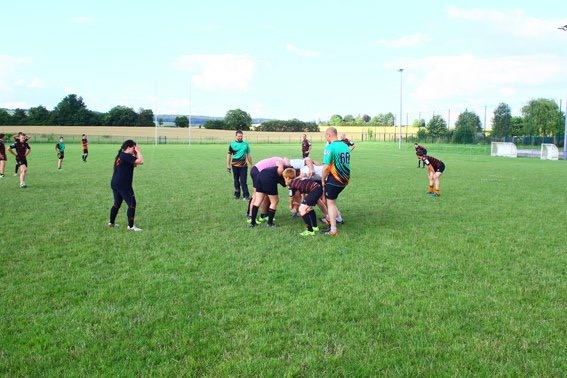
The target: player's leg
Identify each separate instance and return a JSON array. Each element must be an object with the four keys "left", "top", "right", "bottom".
[
  {"left": 232, "top": 166, "right": 241, "bottom": 199},
  {"left": 266, "top": 194, "right": 279, "bottom": 226},
  {"left": 249, "top": 192, "right": 266, "bottom": 226},
  {"left": 109, "top": 189, "right": 123, "bottom": 226}
]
